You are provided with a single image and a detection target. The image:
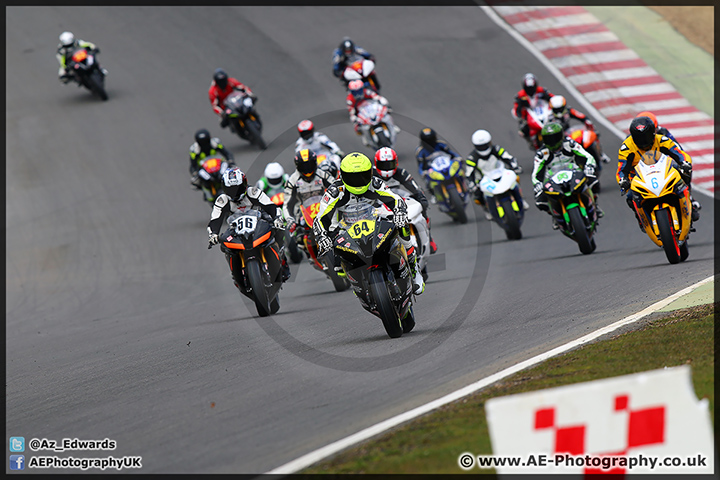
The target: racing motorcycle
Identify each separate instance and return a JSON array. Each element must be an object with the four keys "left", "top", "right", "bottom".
[
  {"left": 385, "top": 184, "right": 430, "bottom": 281},
  {"left": 342, "top": 55, "right": 379, "bottom": 91},
  {"left": 66, "top": 47, "right": 108, "bottom": 101},
  {"left": 355, "top": 98, "right": 398, "bottom": 149},
  {"left": 423, "top": 151, "right": 470, "bottom": 224},
  {"left": 218, "top": 209, "right": 285, "bottom": 317},
  {"left": 223, "top": 91, "right": 266, "bottom": 149},
  {"left": 266, "top": 189, "right": 303, "bottom": 264},
  {"left": 295, "top": 195, "right": 350, "bottom": 292},
  {"left": 566, "top": 125, "right": 610, "bottom": 193},
  {"left": 628, "top": 151, "right": 691, "bottom": 264},
  {"left": 478, "top": 167, "right": 526, "bottom": 240},
  {"left": 332, "top": 202, "right": 416, "bottom": 338},
  {"left": 542, "top": 156, "right": 599, "bottom": 254},
  {"left": 195, "top": 155, "right": 229, "bottom": 206},
  {"left": 516, "top": 99, "right": 551, "bottom": 149}
]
